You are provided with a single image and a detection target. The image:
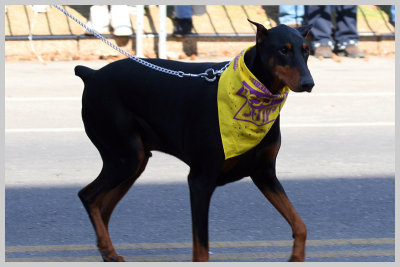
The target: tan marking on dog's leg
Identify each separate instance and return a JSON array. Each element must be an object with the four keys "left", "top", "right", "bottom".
[
  {"left": 261, "top": 190, "right": 307, "bottom": 261},
  {"left": 192, "top": 230, "right": 209, "bottom": 262},
  {"left": 89, "top": 192, "right": 126, "bottom": 262},
  {"left": 100, "top": 179, "right": 134, "bottom": 229},
  {"left": 95, "top": 155, "right": 148, "bottom": 262}
]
